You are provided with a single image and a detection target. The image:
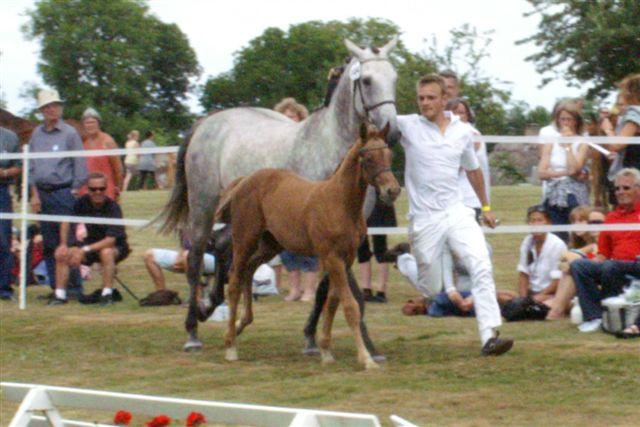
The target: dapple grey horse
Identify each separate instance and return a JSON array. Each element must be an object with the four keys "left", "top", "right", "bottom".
[{"left": 157, "top": 37, "right": 400, "bottom": 354}]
